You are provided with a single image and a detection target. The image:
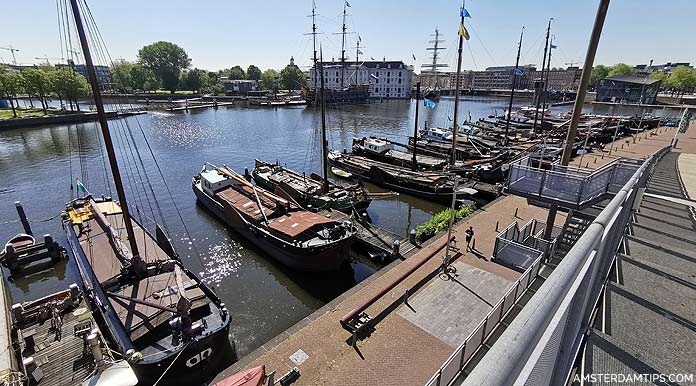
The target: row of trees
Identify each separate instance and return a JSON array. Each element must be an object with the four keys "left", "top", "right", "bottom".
[
  {"left": 0, "top": 65, "right": 90, "bottom": 117},
  {"left": 590, "top": 63, "right": 696, "bottom": 95},
  {"left": 111, "top": 41, "right": 308, "bottom": 94}
]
